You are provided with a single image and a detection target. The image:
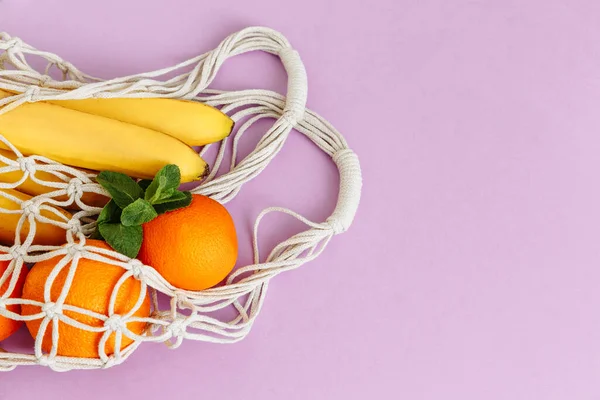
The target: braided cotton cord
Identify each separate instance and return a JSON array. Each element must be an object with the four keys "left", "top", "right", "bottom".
[{"left": 0, "top": 26, "right": 362, "bottom": 371}]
